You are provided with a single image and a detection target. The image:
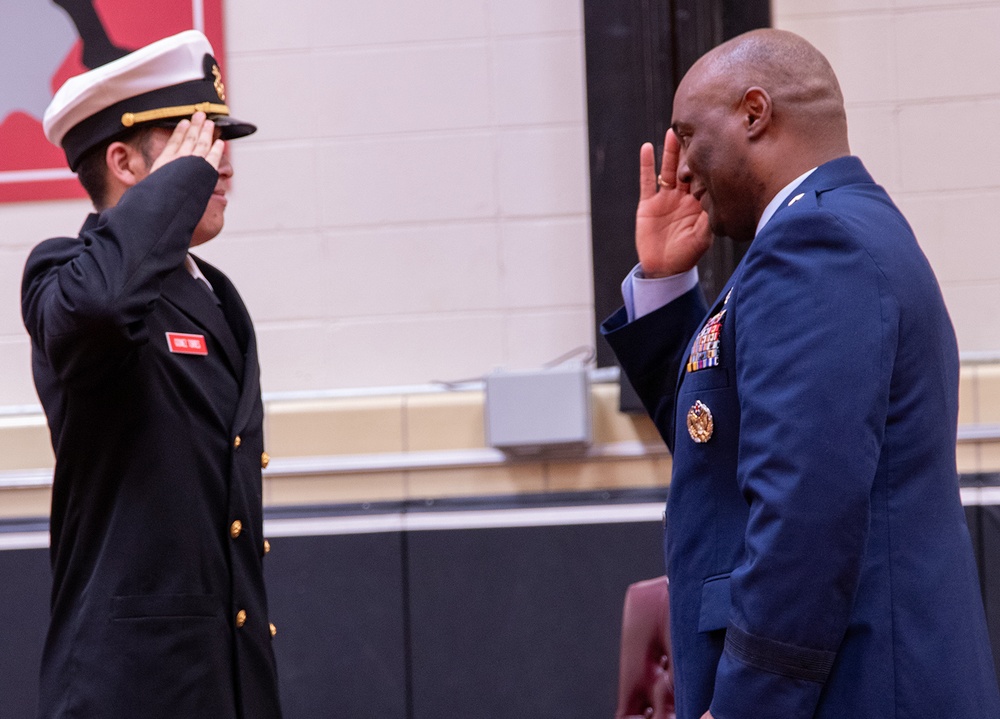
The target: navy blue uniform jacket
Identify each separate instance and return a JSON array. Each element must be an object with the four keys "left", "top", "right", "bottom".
[
  {"left": 603, "top": 157, "right": 1000, "bottom": 718},
  {"left": 21, "top": 157, "right": 281, "bottom": 719}
]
